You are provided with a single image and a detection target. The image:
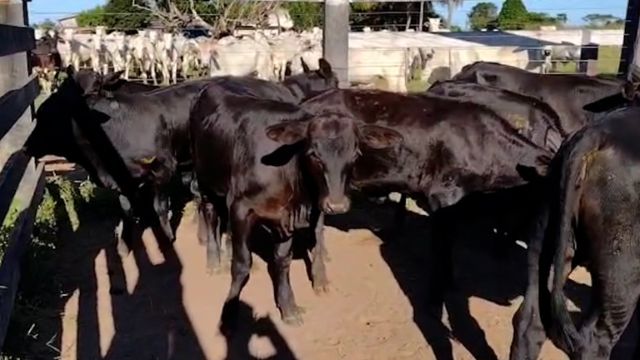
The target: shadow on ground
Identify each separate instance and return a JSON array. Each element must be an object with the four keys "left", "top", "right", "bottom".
[{"left": 326, "top": 185, "right": 639, "bottom": 360}]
